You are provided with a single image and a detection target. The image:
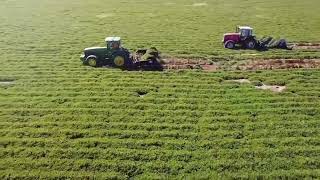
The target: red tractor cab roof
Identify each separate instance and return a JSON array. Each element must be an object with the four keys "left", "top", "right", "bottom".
[{"left": 224, "top": 32, "right": 240, "bottom": 36}]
